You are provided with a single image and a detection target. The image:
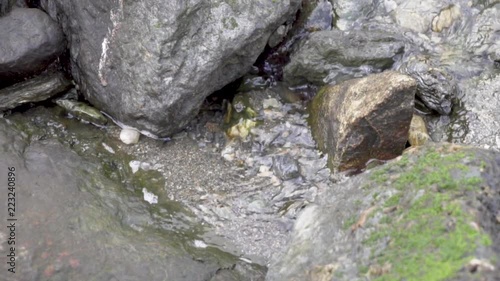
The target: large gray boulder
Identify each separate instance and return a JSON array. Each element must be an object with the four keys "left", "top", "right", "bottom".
[
  {"left": 0, "top": 8, "right": 65, "bottom": 86},
  {"left": 284, "top": 29, "right": 405, "bottom": 86},
  {"left": 267, "top": 142, "right": 500, "bottom": 281},
  {"left": 40, "top": 0, "right": 301, "bottom": 137},
  {"left": 308, "top": 71, "right": 416, "bottom": 172}
]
